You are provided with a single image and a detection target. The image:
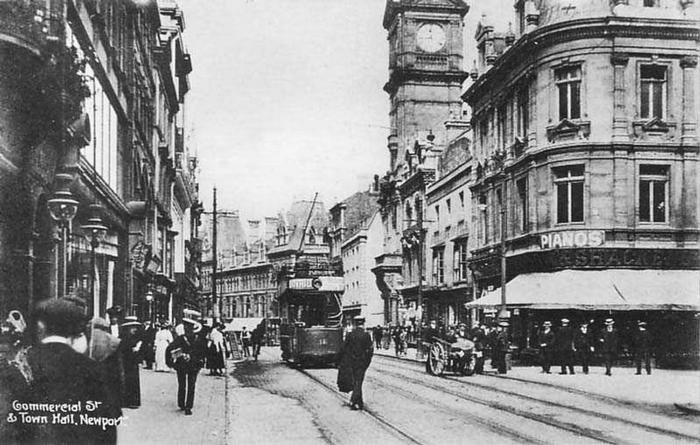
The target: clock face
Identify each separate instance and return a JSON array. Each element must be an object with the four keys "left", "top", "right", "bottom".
[{"left": 416, "top": 23, "right": 446, "bottom": 53}]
